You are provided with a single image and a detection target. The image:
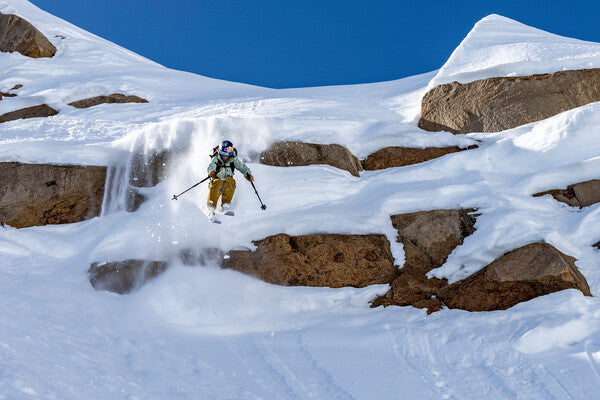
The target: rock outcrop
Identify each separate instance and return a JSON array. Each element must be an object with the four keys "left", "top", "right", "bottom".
[
  {"left": 0, "top": 12, "right": 56, "bottom": 58},
  {"left": 68, "top": 94, "right": 148, "bottom": 109},
  {"left": 221, "top": 210, "right": 590, "bottom": 313},
  {"left": 0, "top": 162, "right": 105, "bottom": 228},
  {"left": 534, "top": 179, "right": 600, "bottom": 208},
  {"left": 436, "top": 243, "right": 592, "bottom": 311},
  {"left": 223, "top": 233, "right": 398, "bottom": 288},
  {"left": 0, "top": 90, "right": 17, "bottom": 100},
  {"left": 260, "top": 142, "right": 362, "bottom": 177},
  {"left": 371, "top": 209, "right": 591, "bottom": 312},
  {"left": 88, "top": 260, "right": 168, "bottom": 294},
  {"left": 103, "top": 149, "right": 175, "bottom": 213},
  {"left": 372, "top": 209, "right": 478, "bottom": 313},
  {"left": 419, "top": 69, "right": 600, "bottom": 134},
  {"left": 0, "top": 104, "right": 58, "bottom": 123},
  {"left": 362, "top": 145, "right": 477, "bottom": 170}
]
